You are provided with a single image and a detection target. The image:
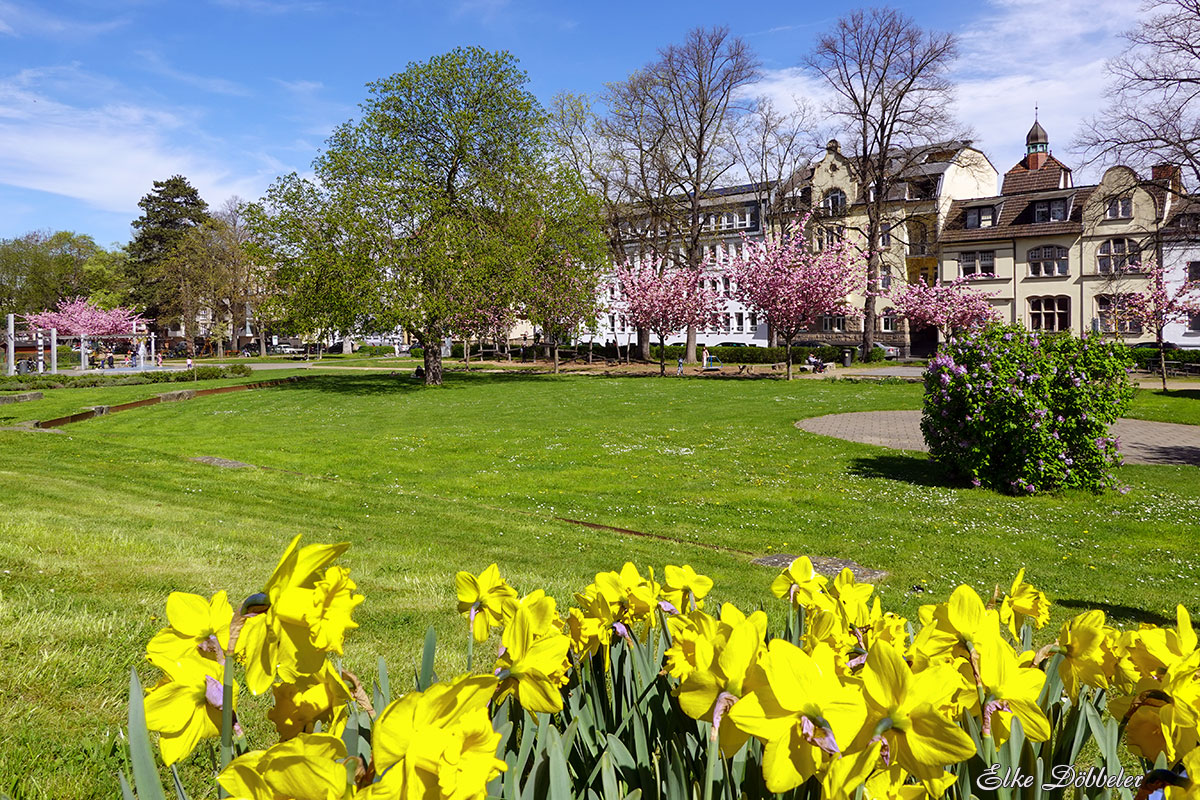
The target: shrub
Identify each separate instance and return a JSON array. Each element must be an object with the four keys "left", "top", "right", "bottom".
[
  {"left": 922, "top": 324, "right": 1135, "bottom": 493},
  {"left": 124, "top": 539, "right": 1197, "bottom": 799},
  {"left": 649, "top": 344, "right": 852, "bottom": 365},
  {"left": 1128, "top": 346, "right": 1200, "bottom": 371}
]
